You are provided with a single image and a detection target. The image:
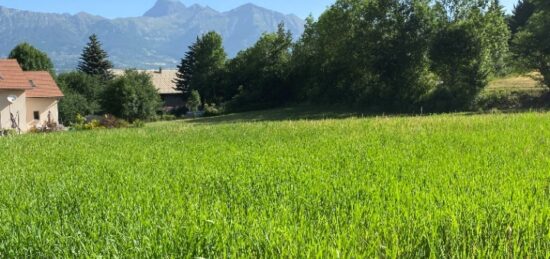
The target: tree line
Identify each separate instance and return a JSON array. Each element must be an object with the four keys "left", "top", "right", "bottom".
[
  {"left": 176, "top": 0, "right": 549, "bottom": 113},
  {"left": 6, "top": 0, "right": 549, "bottom": 123},
  {"left": 8, "top": 35, "right": 161, "bottom": 123}
]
